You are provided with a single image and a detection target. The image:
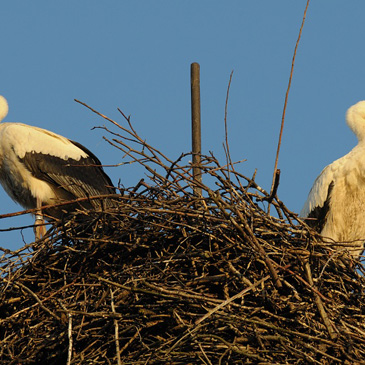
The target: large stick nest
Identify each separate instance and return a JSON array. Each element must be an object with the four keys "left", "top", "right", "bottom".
[{"left": 0, "top": 105, "right": 364, "bottom": 364}]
